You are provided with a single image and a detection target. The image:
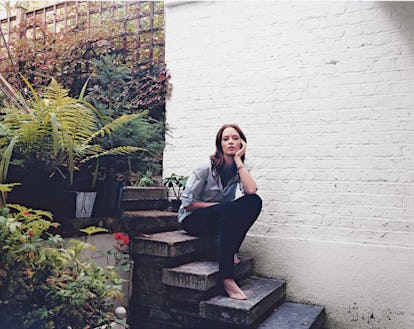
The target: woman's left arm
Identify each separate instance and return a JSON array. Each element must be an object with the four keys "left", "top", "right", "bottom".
[{"left": 234, "top": 141, "right": 257, "bottom": 194}]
